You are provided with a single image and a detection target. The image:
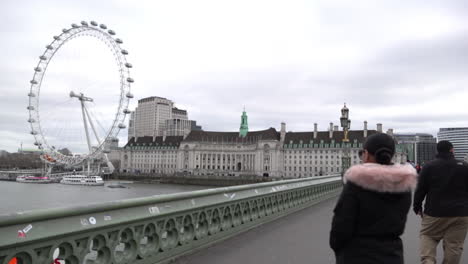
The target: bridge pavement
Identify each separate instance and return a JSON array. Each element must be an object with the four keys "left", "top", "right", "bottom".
[{"left": 175, "top": 197, "right": 468, "bottom": 264}]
